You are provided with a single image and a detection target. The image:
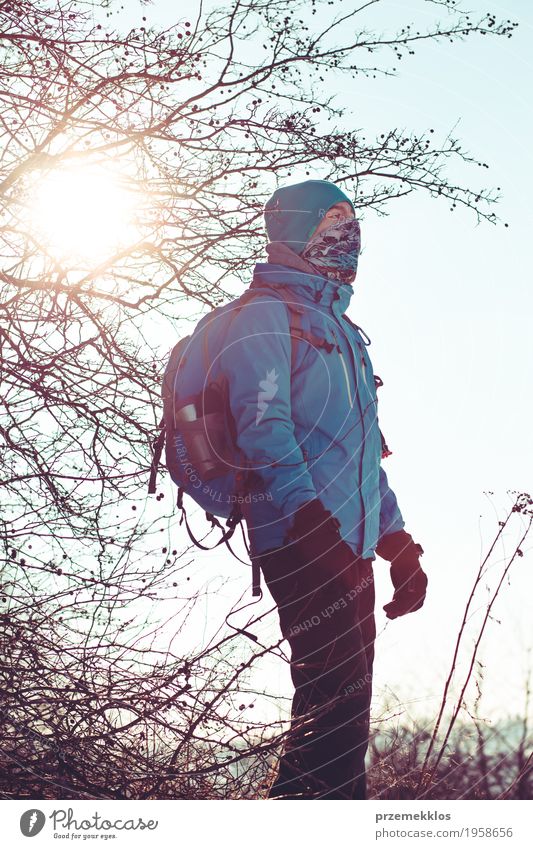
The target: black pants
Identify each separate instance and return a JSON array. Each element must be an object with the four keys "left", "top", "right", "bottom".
[{"left": 257, "top": 542, "right": 376, "bottom": 800}]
